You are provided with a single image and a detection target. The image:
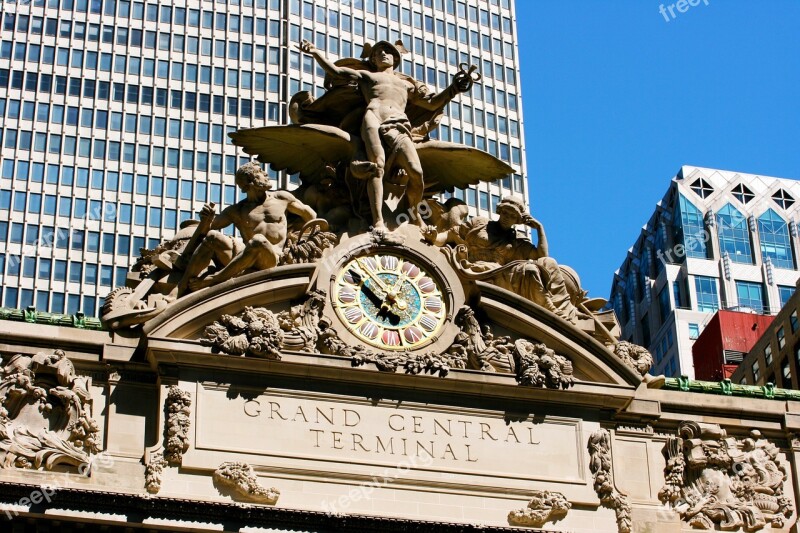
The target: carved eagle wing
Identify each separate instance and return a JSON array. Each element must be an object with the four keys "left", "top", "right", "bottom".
[
  {"left": 229, "top": 124, "right": 357, "bottom": 180},
  {"left": 415, "top": 140, "right": 515, "bottom": 194}
]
